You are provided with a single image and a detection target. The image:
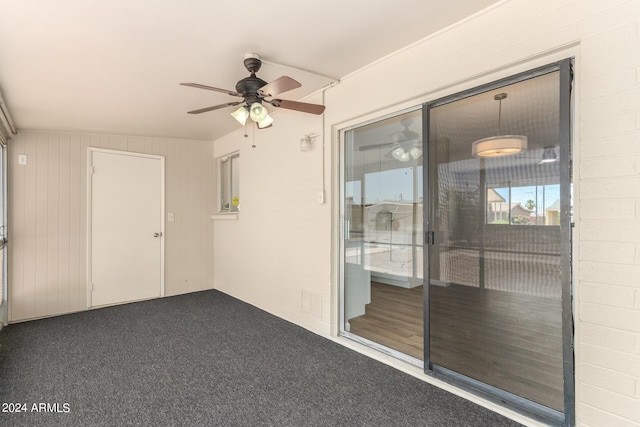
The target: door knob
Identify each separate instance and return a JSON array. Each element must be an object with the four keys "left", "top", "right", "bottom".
[{"left": 154, "top": 232, "right": 163, "bottom": 237}]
